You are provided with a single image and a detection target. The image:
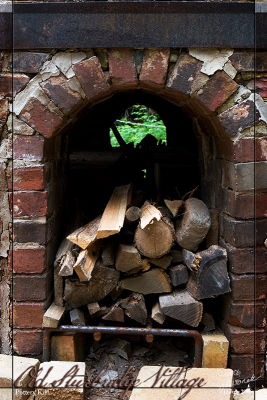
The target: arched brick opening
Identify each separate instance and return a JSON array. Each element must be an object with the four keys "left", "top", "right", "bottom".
[{"left": 12, "top": 49, "right": 267, "bottom": 381}]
